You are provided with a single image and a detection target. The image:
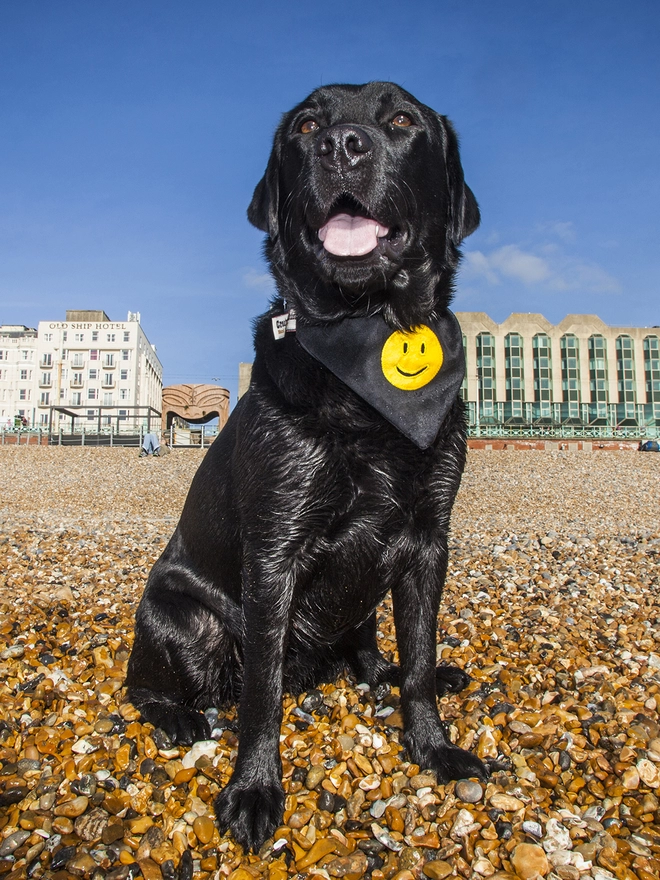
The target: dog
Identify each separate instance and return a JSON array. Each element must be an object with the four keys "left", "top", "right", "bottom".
[{"left": 126, "top": 81, "right": 486, "bottom": 851}]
